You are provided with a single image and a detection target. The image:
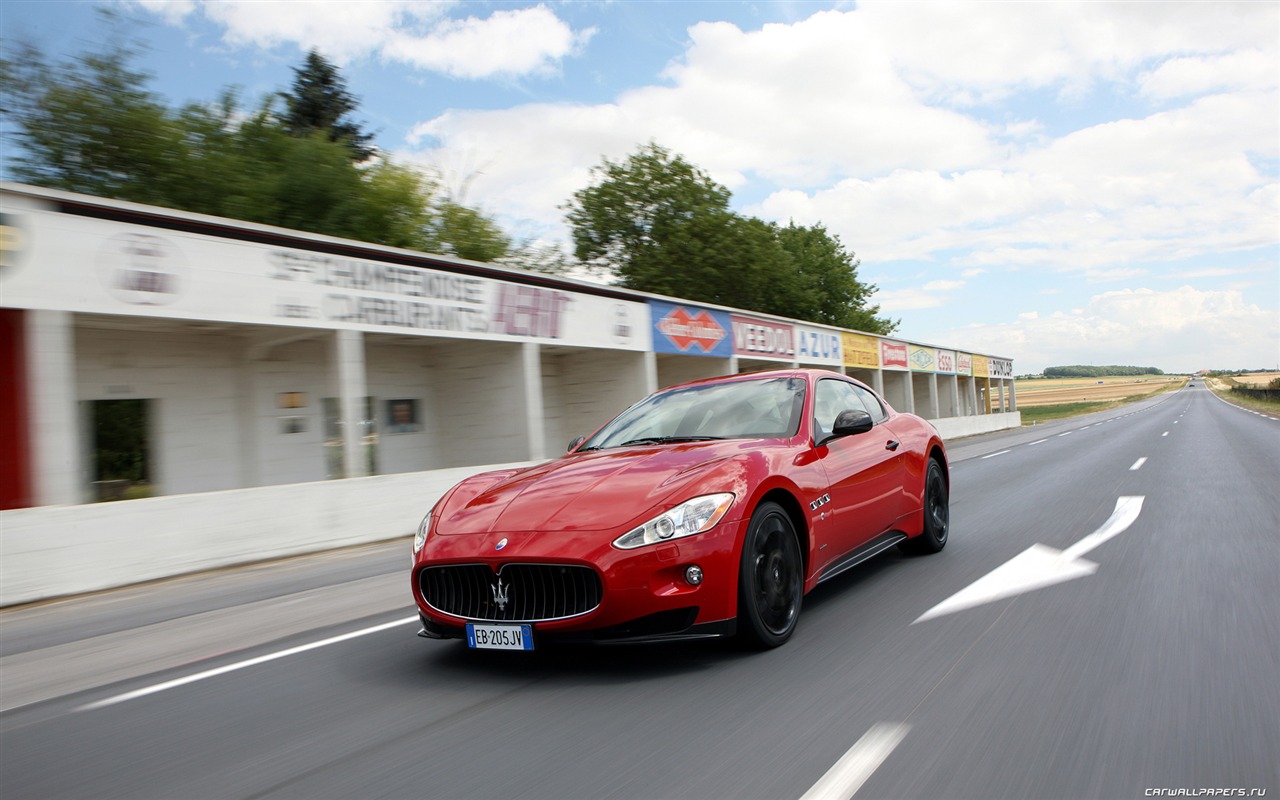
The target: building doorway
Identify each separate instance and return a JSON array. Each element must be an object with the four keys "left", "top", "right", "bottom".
[{"left": 90, "top": 398, "right": 152, "bottom": 501}]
